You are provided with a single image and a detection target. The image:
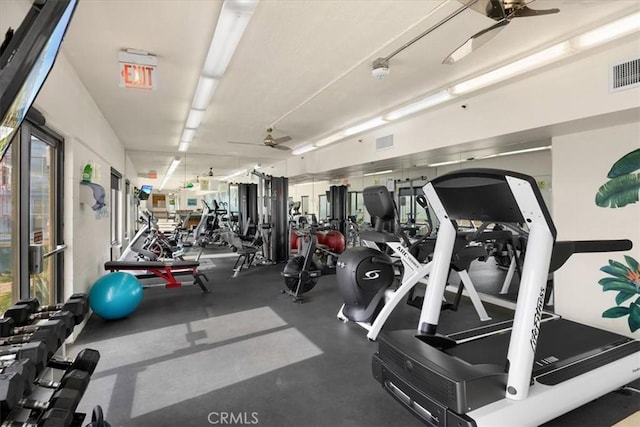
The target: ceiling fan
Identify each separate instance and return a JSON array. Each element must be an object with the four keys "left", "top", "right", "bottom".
[
  {"left": 443, "top": 0, "right": 560, "bottom": 64},
  {"left": 228, "top": 127, "right": 292, "bottom": 151}
]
